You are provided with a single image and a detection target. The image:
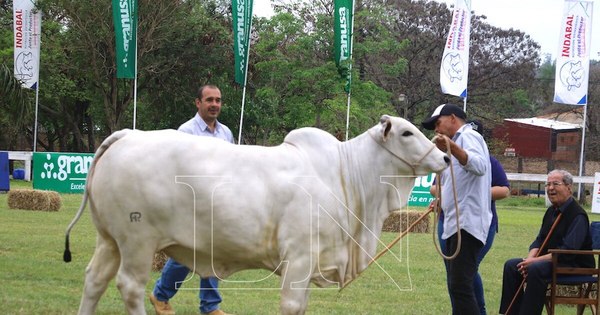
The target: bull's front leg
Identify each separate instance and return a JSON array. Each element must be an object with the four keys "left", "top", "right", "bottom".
[{"left": 278, "top": 257, "right": 312, "bottom": 315}]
